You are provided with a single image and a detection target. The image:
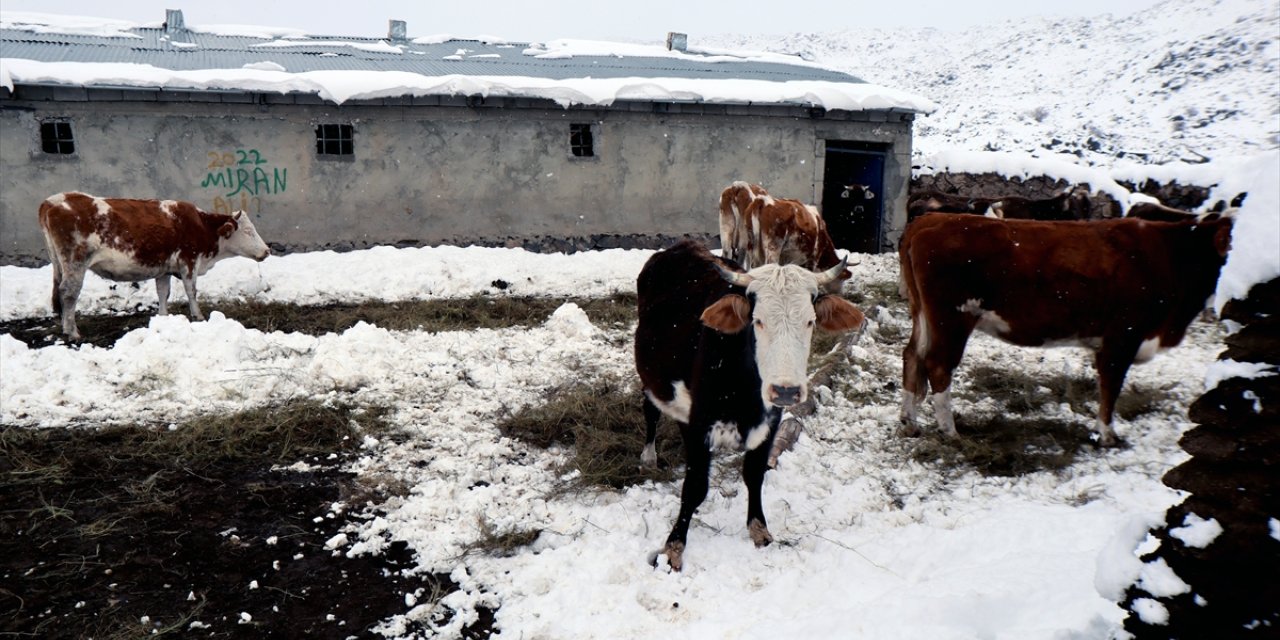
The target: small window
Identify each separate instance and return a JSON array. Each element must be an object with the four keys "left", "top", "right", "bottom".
[
  {"left": 570, "top": 123, "right": 594, "bottom": 158},
  {"left": 315, "top": 123, "right": 354, "bottom": 156},
  {"left": 40, "top": 120, "right": 76, "bottom": 155}
]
